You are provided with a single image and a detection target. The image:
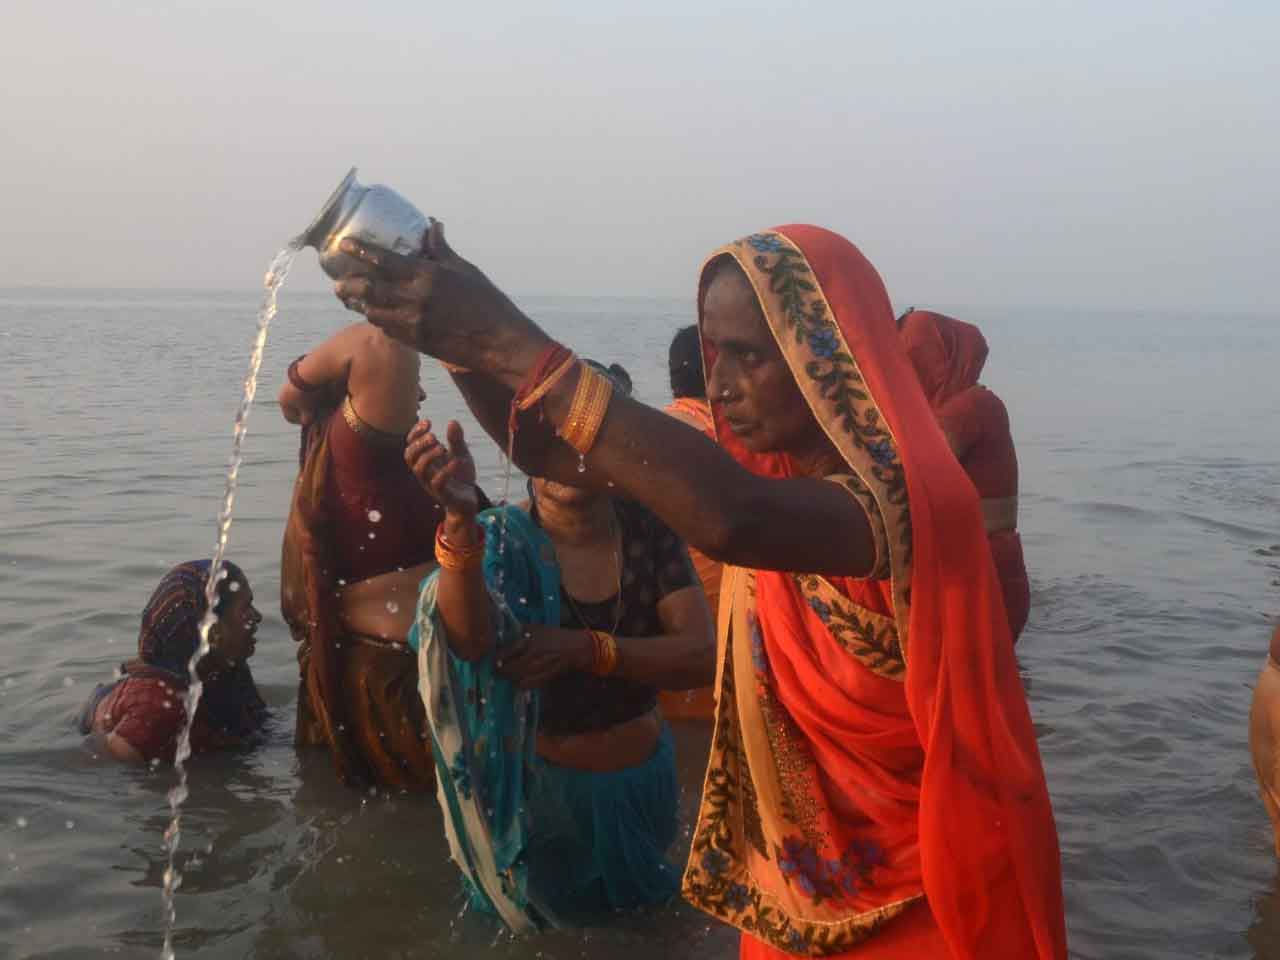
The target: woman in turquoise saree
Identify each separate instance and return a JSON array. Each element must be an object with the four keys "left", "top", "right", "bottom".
[{"left": 407, "top": 385, "right": 715, "bottom": 930}]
